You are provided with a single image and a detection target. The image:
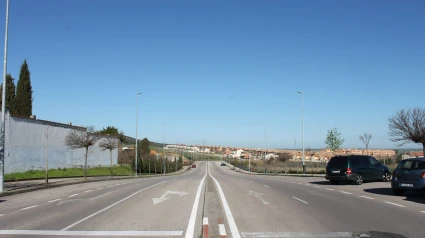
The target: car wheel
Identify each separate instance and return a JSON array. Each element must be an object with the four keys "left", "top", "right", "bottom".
[
  {"left": 330, "top": 180, "right": 339, "bottom": 185},
  {"left": 382, "top": 171, "right": 391, "bottom": 182},
  {"left": 354, "top": 174, "right": 363, "bottom": 185},
  {"left": 392, "top": 189, "right": 404, "bottom": 196}
]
